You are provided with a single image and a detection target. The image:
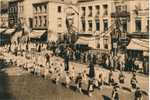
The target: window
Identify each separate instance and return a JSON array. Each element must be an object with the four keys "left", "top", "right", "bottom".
[
  {"left": 116, "top": 6, "right": 121, "bottom": 12},
  {"left": 58, "top": 6, "right": 61, "bottom": 13},
  {"left": 122, "top": 5, "right": 127, "bottom": 12},
  {"left": 57, "top": 18, "right": 62, "bottom": 27},
  {"left": 88, "top": 6, "right": 92, "bottom": 17},
  {"left": 103, "top": 39, "right": 108, "bottom": 49},
  {"left": 35, "top": 16, "right": 37, "bottom": 27},
  {"left": 97, "top": 43, "right": 100, "bottom": 48},
  {"left": 103, "top": 4, "right": 108, "bottom": 16},
  {"left": 88, "top": 20, "right": 92, "bottom": 31},
  {"left": 103, "top": 19, "right": 108, "bottom": 31},
  {"left": 95, "top": 19, "right": 100, "bottom": 31},
  {"left": 122, "top": 19, "right": 127, "bottom": 32},
  {"left": 135, "top": 18, "right": 141, "bottom": 32},
  {"left": 34, "top": 6, "right": 38, "bottom": 13},
  {"left": 39, "top": 16, "right": 42, "bottom": 26},
  {"left": 95, "top": 5, "right": 100, "bottom": 16},
  {"left": 44, "top": 5, "right": 47, "bottom": 12},
  {"left": 81, "top": 20, "right": 86, "bottom": 31},
  {"left": 81, "top": 7, "right": 86, "bottom": 16},
  {"left": 39, "top": 6, "right": 42, "bottom": 12},
  {"left": 147, "top": 19, "right": 149, "bottom": 32},
  {"left": 44, "top": 16, "right": 47, "bottom": 27}
]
